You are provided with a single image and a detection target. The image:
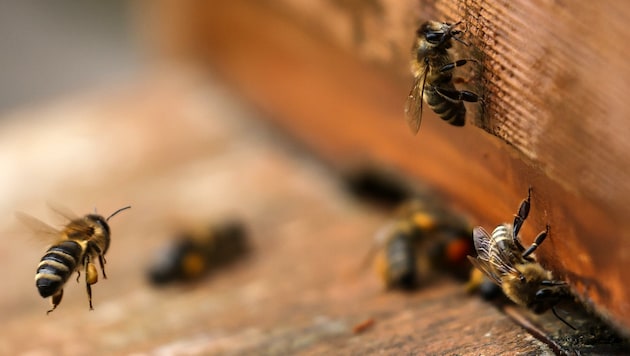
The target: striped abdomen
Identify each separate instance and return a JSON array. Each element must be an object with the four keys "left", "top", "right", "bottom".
[
  {"left": 425, "top": 83, "right": 466, "bottom": 126},
  {"left": 385, "top": 233, "right": 417, "bottom": 289},
  {"left": 491, "top": 224, "right": 522, "bottom": 265},
  {"left": 35, "top": 240, "right": 83, "bottom": 298}
]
